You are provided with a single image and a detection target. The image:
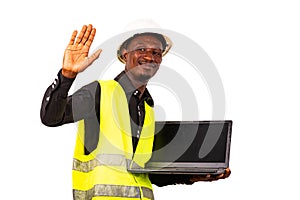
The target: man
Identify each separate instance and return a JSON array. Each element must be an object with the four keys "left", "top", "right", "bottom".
[{"left": 41, "top": 24, "right": 230, "bottom": 200}]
